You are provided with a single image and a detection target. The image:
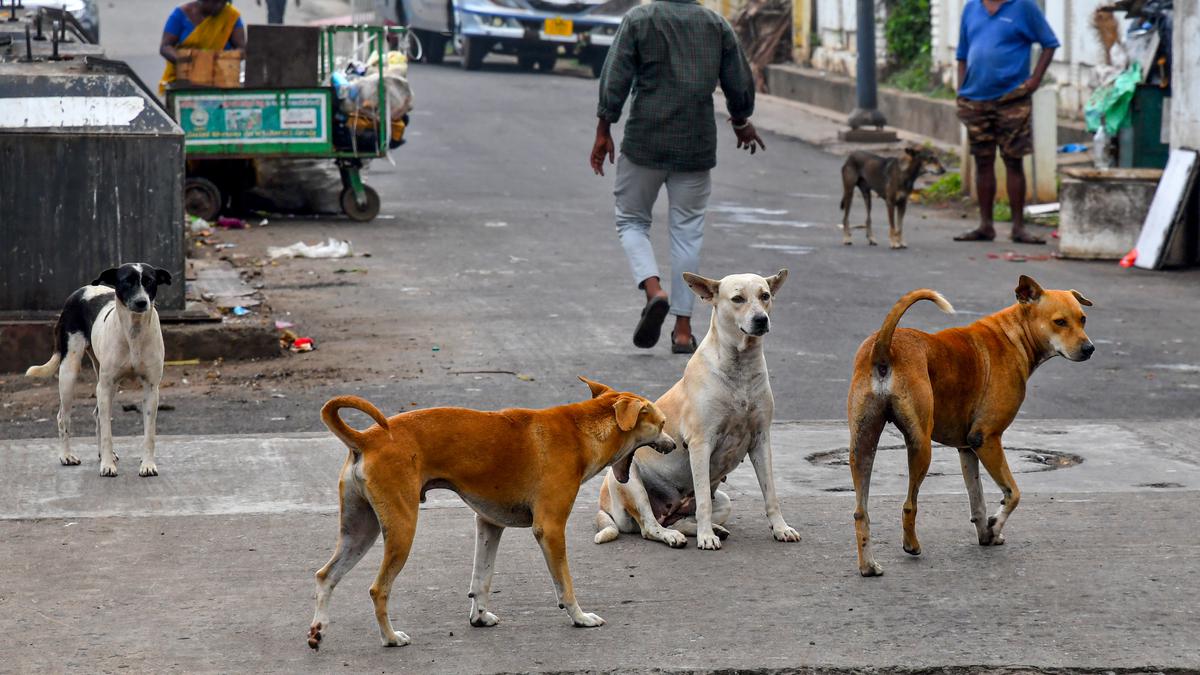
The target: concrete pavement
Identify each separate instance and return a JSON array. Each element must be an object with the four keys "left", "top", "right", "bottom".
[
  {"left": 2, "top": 421, "right": 1198, "bottom": 672},
  {"left": 4, "top": 4, "right": 1199, "bottom": 672}
]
